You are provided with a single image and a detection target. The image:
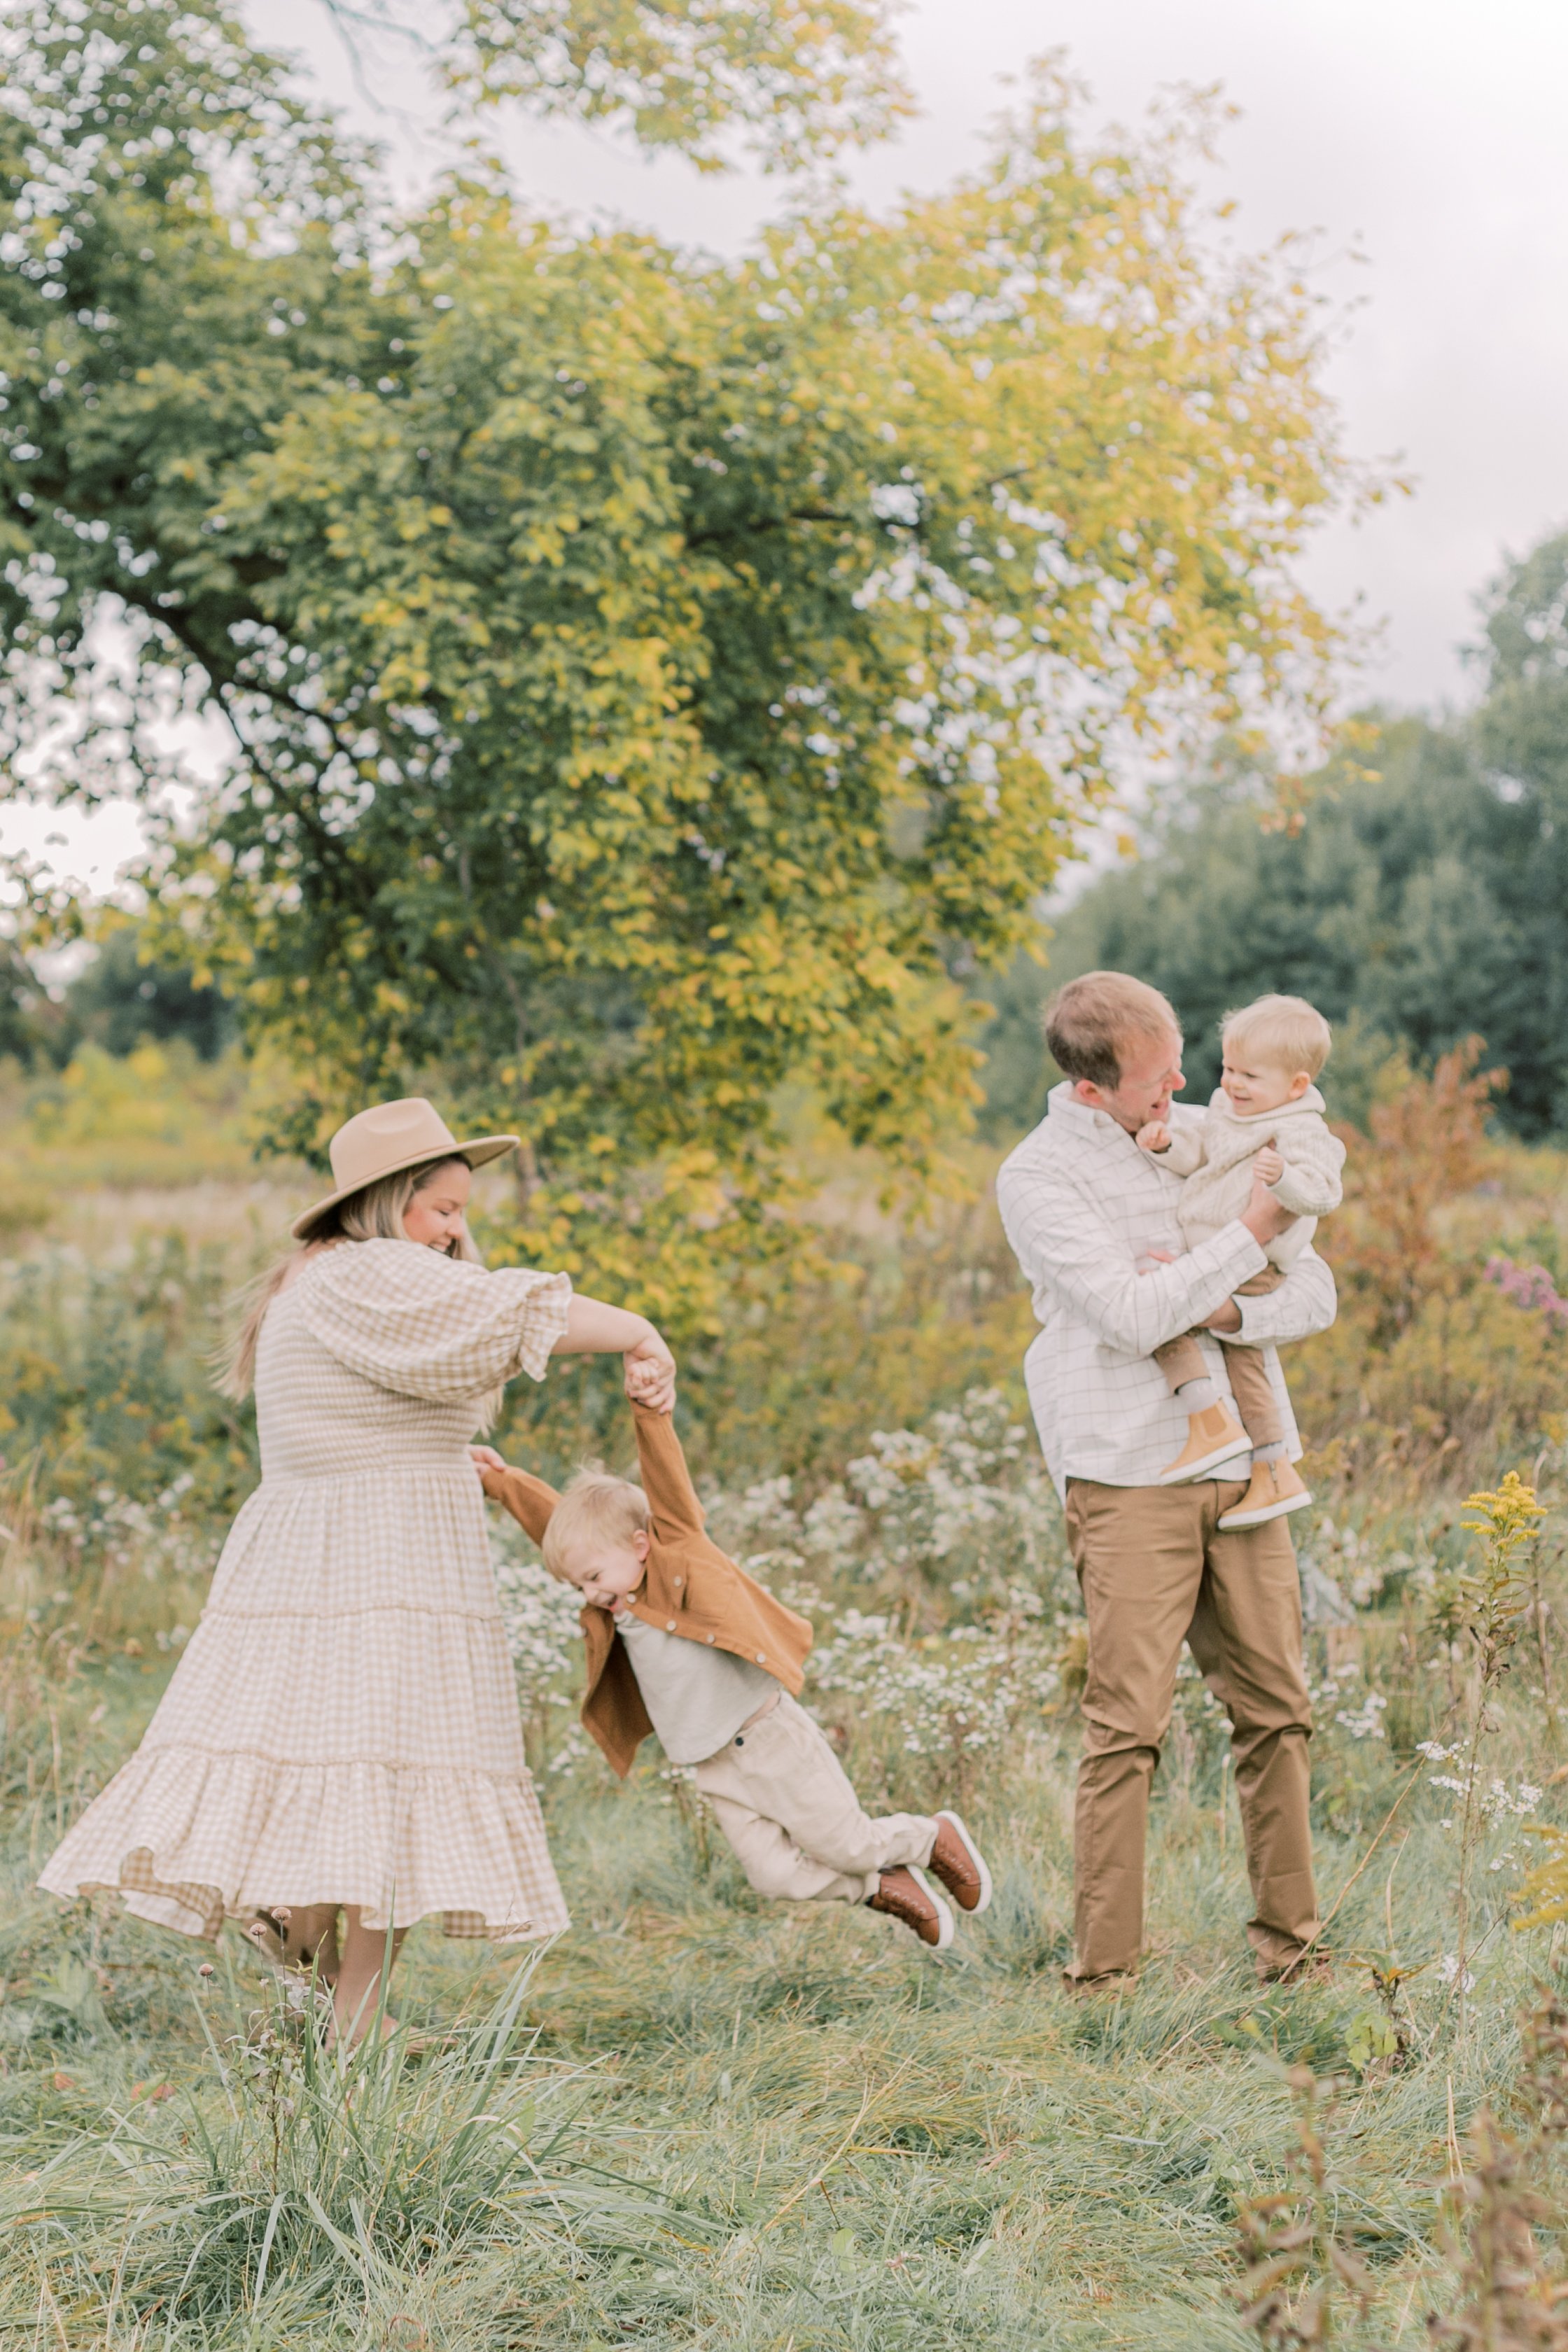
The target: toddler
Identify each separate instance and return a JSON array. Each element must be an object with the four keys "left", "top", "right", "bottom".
[
  {"left": 1137, "top": 993, "right": 1345, "bottom": 1530},
  {"left": 475, "top": 1402, "right": 993, "bottom": 1950}
]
